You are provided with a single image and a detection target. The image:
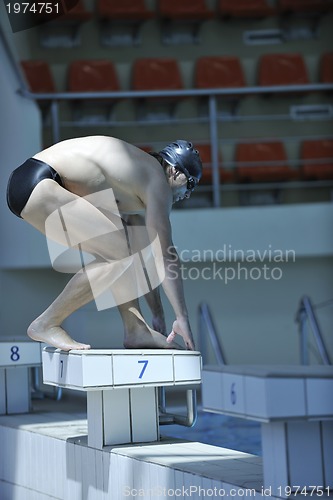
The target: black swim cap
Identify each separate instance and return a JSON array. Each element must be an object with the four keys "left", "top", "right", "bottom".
[{"left": 159, "top": 140, "right": 202, "bottom": 180}]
